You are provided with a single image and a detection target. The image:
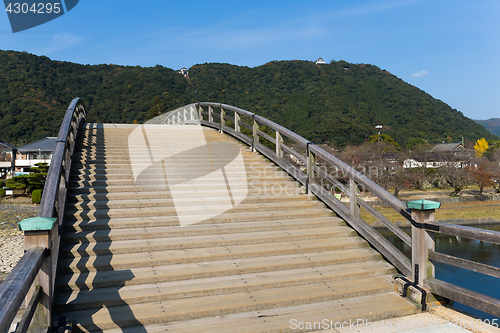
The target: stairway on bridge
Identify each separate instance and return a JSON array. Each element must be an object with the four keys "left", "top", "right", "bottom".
[{"left": 53, "top": 123, "right": 416, "bottom": 332}]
